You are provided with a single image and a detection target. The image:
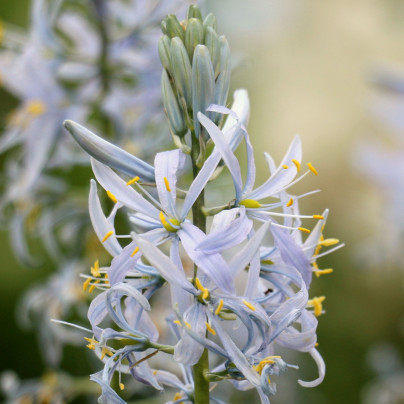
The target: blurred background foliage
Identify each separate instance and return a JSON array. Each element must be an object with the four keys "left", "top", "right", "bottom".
[{"left": 1, "top": 0, "right": 404, "bottom": 403}]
